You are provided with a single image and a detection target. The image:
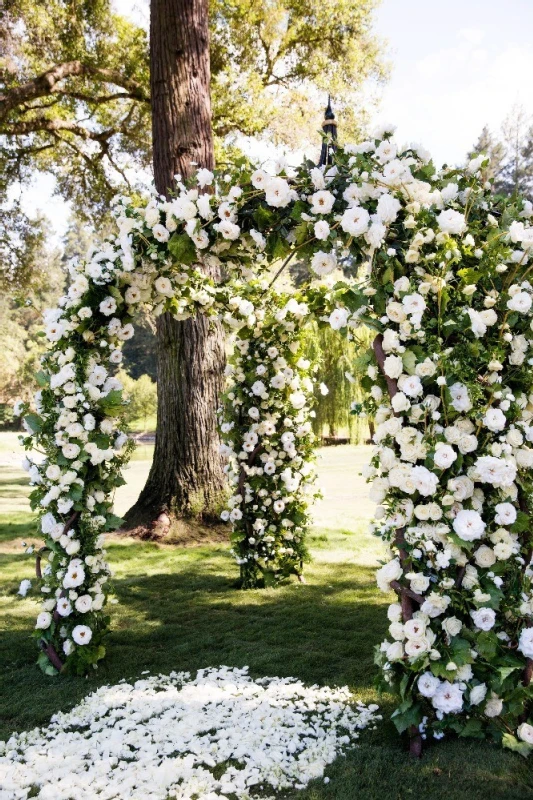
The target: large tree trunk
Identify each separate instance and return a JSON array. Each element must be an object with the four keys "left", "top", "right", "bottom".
[{"left": 124, "top": 0, "right": 226, "bottom": 534}]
